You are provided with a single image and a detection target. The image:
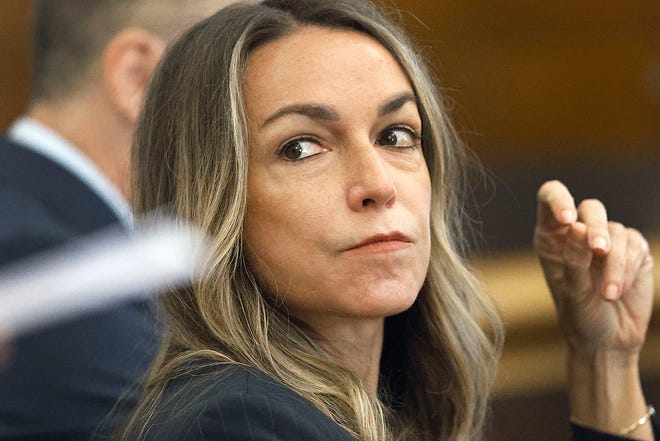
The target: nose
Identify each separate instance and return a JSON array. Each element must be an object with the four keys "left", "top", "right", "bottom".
[{"left": 346, "top": 146, "right": 397, "bottom": 211}]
